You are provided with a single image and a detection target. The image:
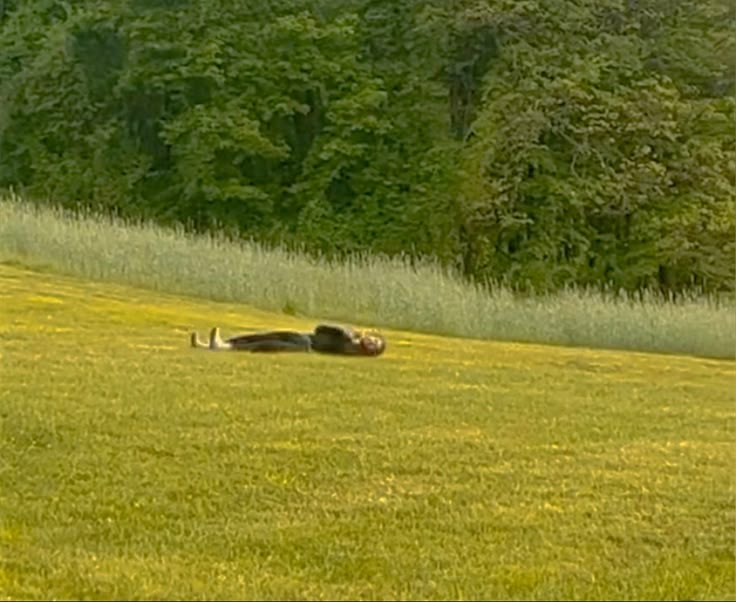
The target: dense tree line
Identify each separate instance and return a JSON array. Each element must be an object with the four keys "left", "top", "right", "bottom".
[{"left": 0, "top": 0, "right": 733, "bottom": 292}]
